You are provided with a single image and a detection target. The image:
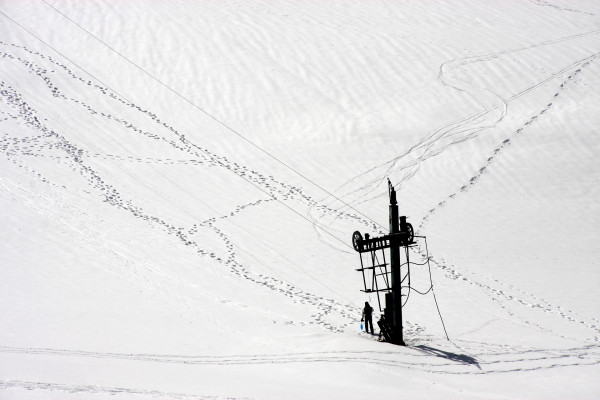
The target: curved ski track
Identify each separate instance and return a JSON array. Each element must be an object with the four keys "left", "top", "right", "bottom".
[
  {"left": 309, "top": 28, "right": 600, "bottom": 347},
  {"left": 415, "top": 55, "right": 600, "bottom": 344},
  {"left": 324, "top": 29, "right": 600, "bottom": 213},
  {"left": 1, "top": 20, "right": 600, "bottom": 398}
]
